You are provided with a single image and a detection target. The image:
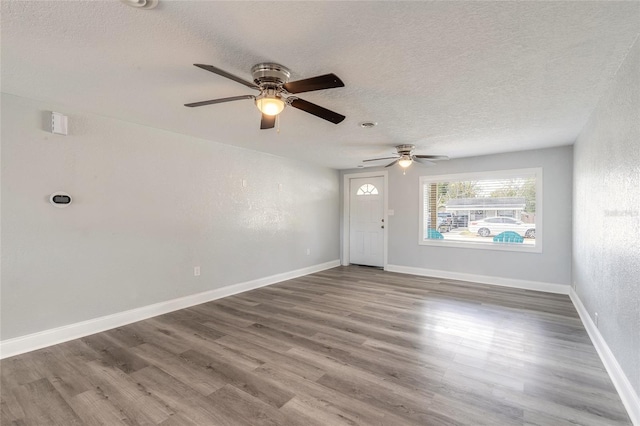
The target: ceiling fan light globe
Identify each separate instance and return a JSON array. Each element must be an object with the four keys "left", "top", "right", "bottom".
[
  {"left": 398, "top": 156, "right": 413, "bottom": 168},
  {"left": 255, "top": 97, "right": 285, "bottom": 116}
]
